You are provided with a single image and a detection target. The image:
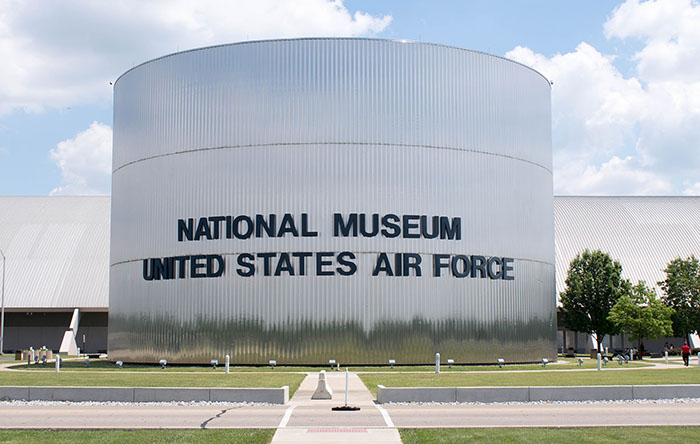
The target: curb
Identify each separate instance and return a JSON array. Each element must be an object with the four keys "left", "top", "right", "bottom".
[
  {"left": 0, "top": 386, "right": 289, "bottom": 404},
  {"left": 376, "top": 384, "right": 700, "bottom": 403}
]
